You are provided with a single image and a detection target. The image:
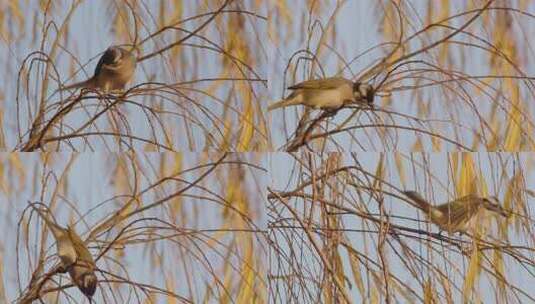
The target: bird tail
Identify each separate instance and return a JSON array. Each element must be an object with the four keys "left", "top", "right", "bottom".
[
  {"left": 29, "top": 203, "right": 64, "bottom": 239},
  {"left": 402, "top": 191, "right": 432, "bottom": 213},
  {"left": 58, "top": 78, "right": 95, "bottom": 92},
  {"left": 268, "top": 100, "right": 289, "bottom": 111},
  {"left": 268, "top": 93, "right": 301, "bottom": 111}
]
